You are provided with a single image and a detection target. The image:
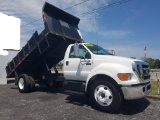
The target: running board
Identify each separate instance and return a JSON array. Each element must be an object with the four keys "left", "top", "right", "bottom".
[{"left": 63, "top": 81, "right": 85, "bottom": 92}]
